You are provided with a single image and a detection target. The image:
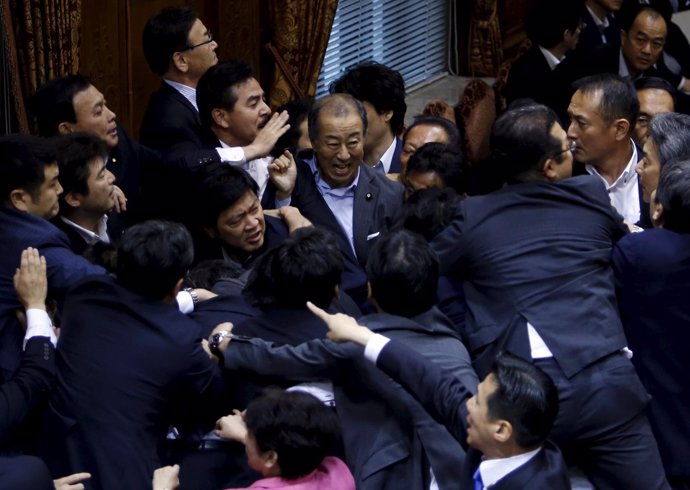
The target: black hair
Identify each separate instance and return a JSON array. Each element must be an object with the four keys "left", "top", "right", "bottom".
[
  {"left": 308, "top": 93, "right": 367, "bottom": 142},
  {"left": 142, "top": 6, "right": 199, "bottom": 76},
  {"left": 244, "top": 389, "right": 340, "bottom": 480},
  {"left": 243, "top": 227, "right": 343, "bottom": 310},
  {"left": 185, "top": 259, "right": 245, "bottom": 289},
  {"left": 197, "top": 61, "right": 254, "bottom": 129},
  {"left": 397, "top": 187, "right": 462, "bottom": 241},
  {"left": 366, "top": 229, "right": 438, "bottom": 317},
  {"left": 53, "top": 133, "right": 109, "bottom": 205},
  {"left": 274, "top": 98, "right": 314, "bottom": 153},
  {"left": 655, "top": 159, "right": 690, "bottom": 233},
  {"left": 489, "top": 104, "right": 562, "bottom": 183},
  {"left": 406, "top": 142, "right": 467, "bottom": 195},
  {"left": 404, "top": 115, "right": 463, "bottom": 151},
  {"left": 0, "top": 134, "right": 57, "bottom": 203},
  {"left": 30, "top": 75, "right": 91, "bottom": 137},
  {"left": 195, "top": 163, "right": 259, "bottom": 230},
  {"left": 573, "top": 74, "right": 639, "bottom": 130},
  {"left": 487, "top": 353, "right": 559, "bottom": 449},
  {"left": 116, "top": 220, "right": 194, "bottom": 300},
  {"left": 525, "top": 0, "right": 581, "bottom": 49},
  {"left": 619, "top": 3, "right": 665, "bottom": 32},
  {"left": 330, "top": 61, "right": 406, "bottom": 134}
]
